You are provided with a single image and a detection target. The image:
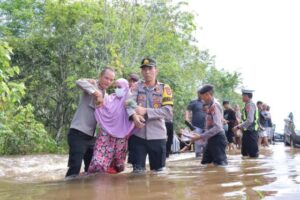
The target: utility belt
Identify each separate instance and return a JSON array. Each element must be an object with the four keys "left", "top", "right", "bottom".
[{"left": 242, "top": 122, "right": 258, "bottom": 132}]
